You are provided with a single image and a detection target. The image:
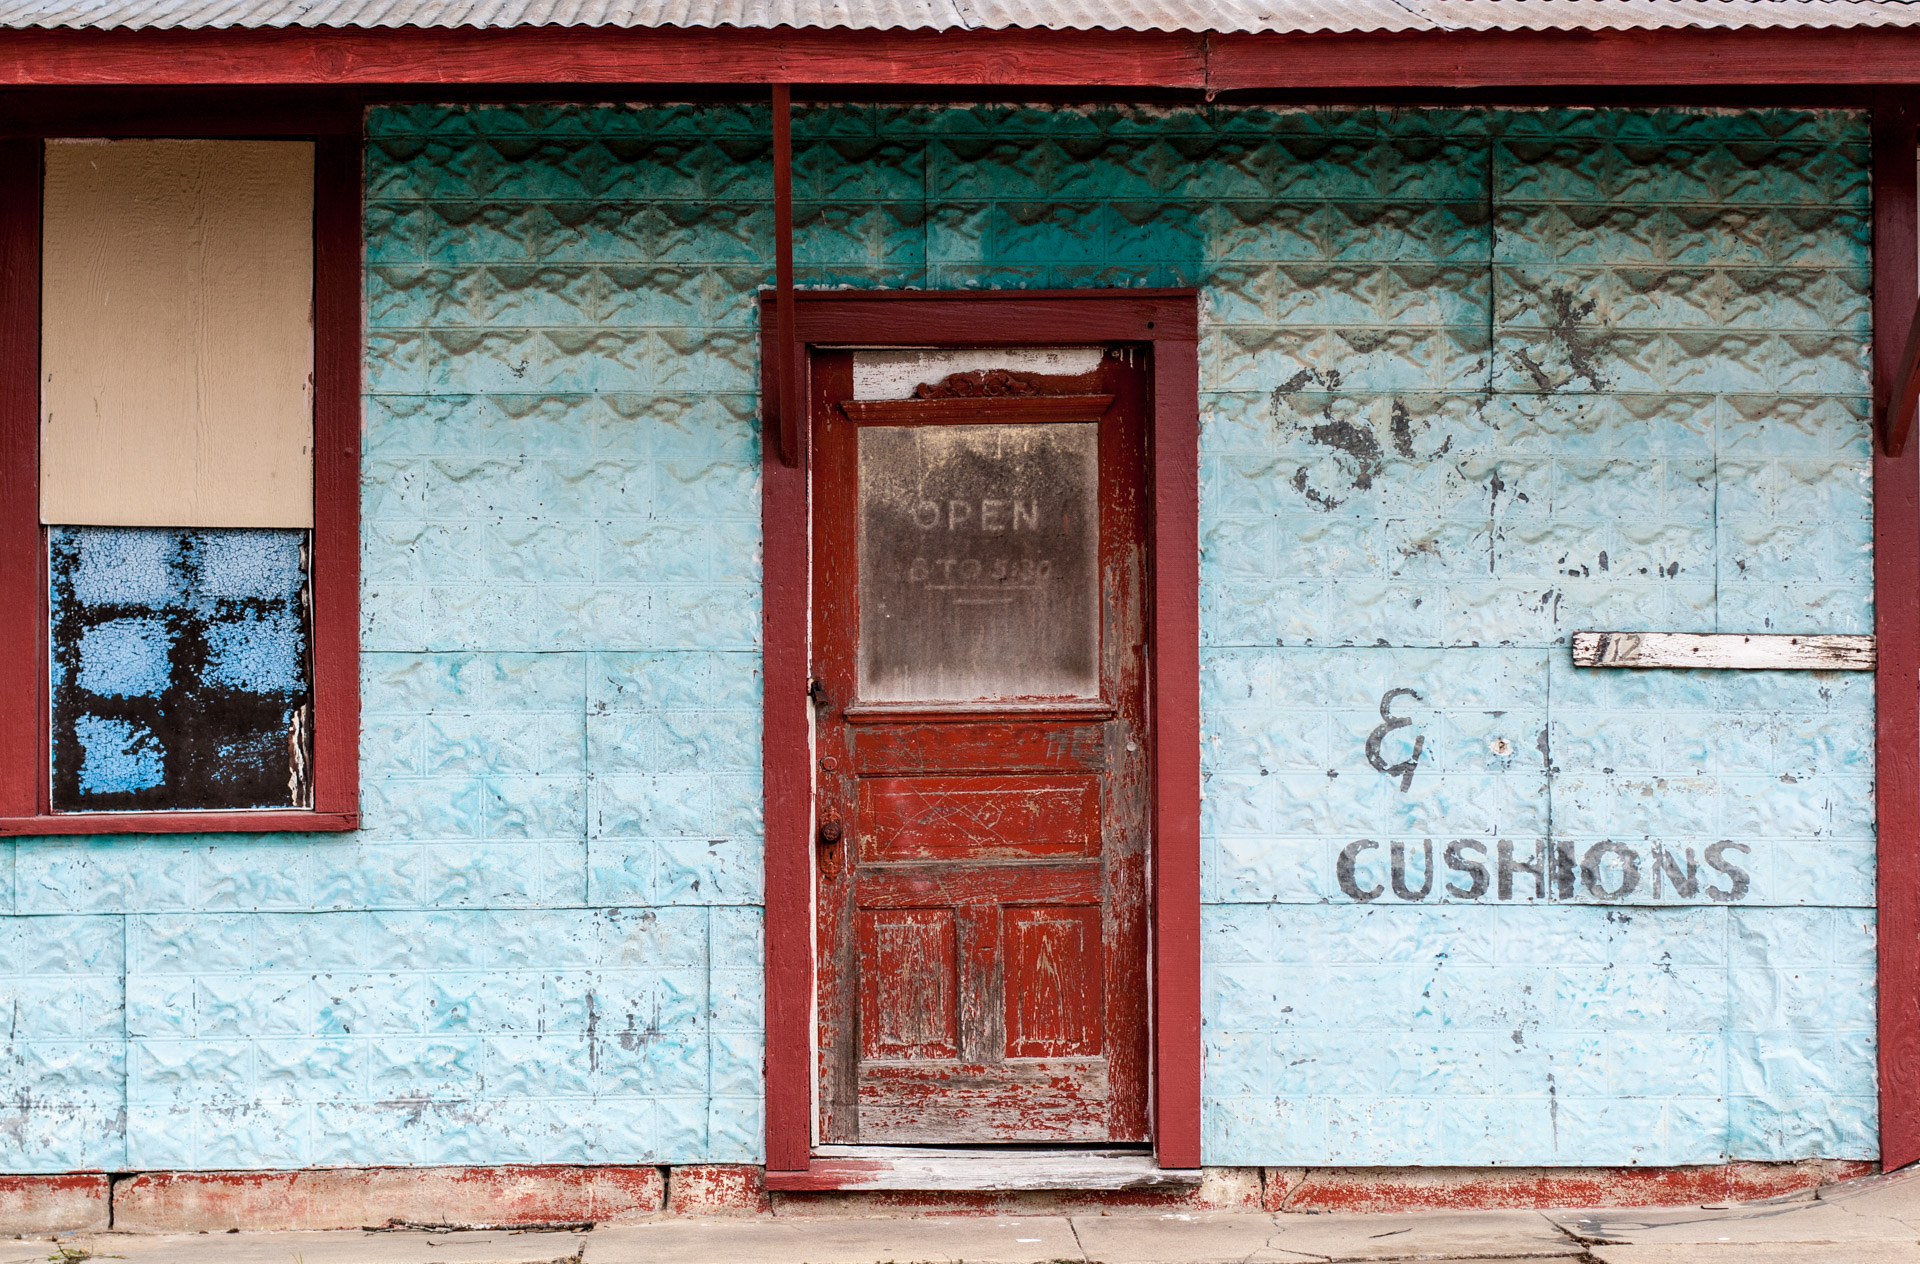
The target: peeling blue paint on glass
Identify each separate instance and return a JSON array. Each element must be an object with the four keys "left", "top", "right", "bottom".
[
  {"left": 65, "top": 527, "right": 185, "bottom": 607},
  {"left": 47, "top": 527, "right": 313, "bottom": 813},
  {"left": 71, "top": 714, "right": 165, "bottom": 796},
  {"left": 74, "top": 618, "right": 173, "bottom": 699},
  {"left": 197, "top": 530, "right": 309, "bottom": 600},
  {"left": 203, "top": 609, "right": 310, "bottom": 693}
]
